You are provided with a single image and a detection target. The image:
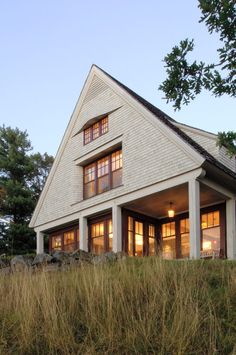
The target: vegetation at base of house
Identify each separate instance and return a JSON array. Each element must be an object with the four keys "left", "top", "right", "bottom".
[
  {"left": 159, "top": 0, "right": 236, "bottom": 156},
  {"left": 0, "top": 125, "right": 54, "bottom": 255},
  {"left": 1, "top": 258, "right": 236, "bottom": 354}
]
